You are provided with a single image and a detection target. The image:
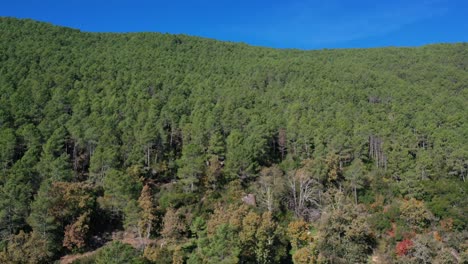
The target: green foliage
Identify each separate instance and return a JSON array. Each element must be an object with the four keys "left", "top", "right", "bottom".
[
  {"left": 0, "top": 173, "right": 31, "bottom": 239},
  {"left": 421, "top": 180, "right": 467, "bottom": 229},
  {"left": 27, "top": 180, "right": 60, "bottom": 247},
  {"left": 191, "top": 224, "right": 241, "bottom": 264},
  {"left": 0, "top": 128, "right": 15, "bottom": 170},
  {"left": 344, "top": 158, "right": 366, "bottom": 204},
  {"left": 177, "top": 143, "right": 205, "bottom": 191},
  {"left": 35, "top": 127, "right": 72, "bottom": 182},
  {"left": 100, "top": 167, "right": 143, "bottom": 213},
  {"left": 225, "top": 129, "right": 257, "bottom": 180},
  {"left": 94, "top": 241, "right": 147, "bottom": 264},
  {"left": 158, "top": 188, "right": 198, "bottom": 210},
  {"left": 369, "top": 212, "right": 393, "bottom": 234},
  {"left": 0, "top": 18, "right": 466, "bottom": 263}
]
